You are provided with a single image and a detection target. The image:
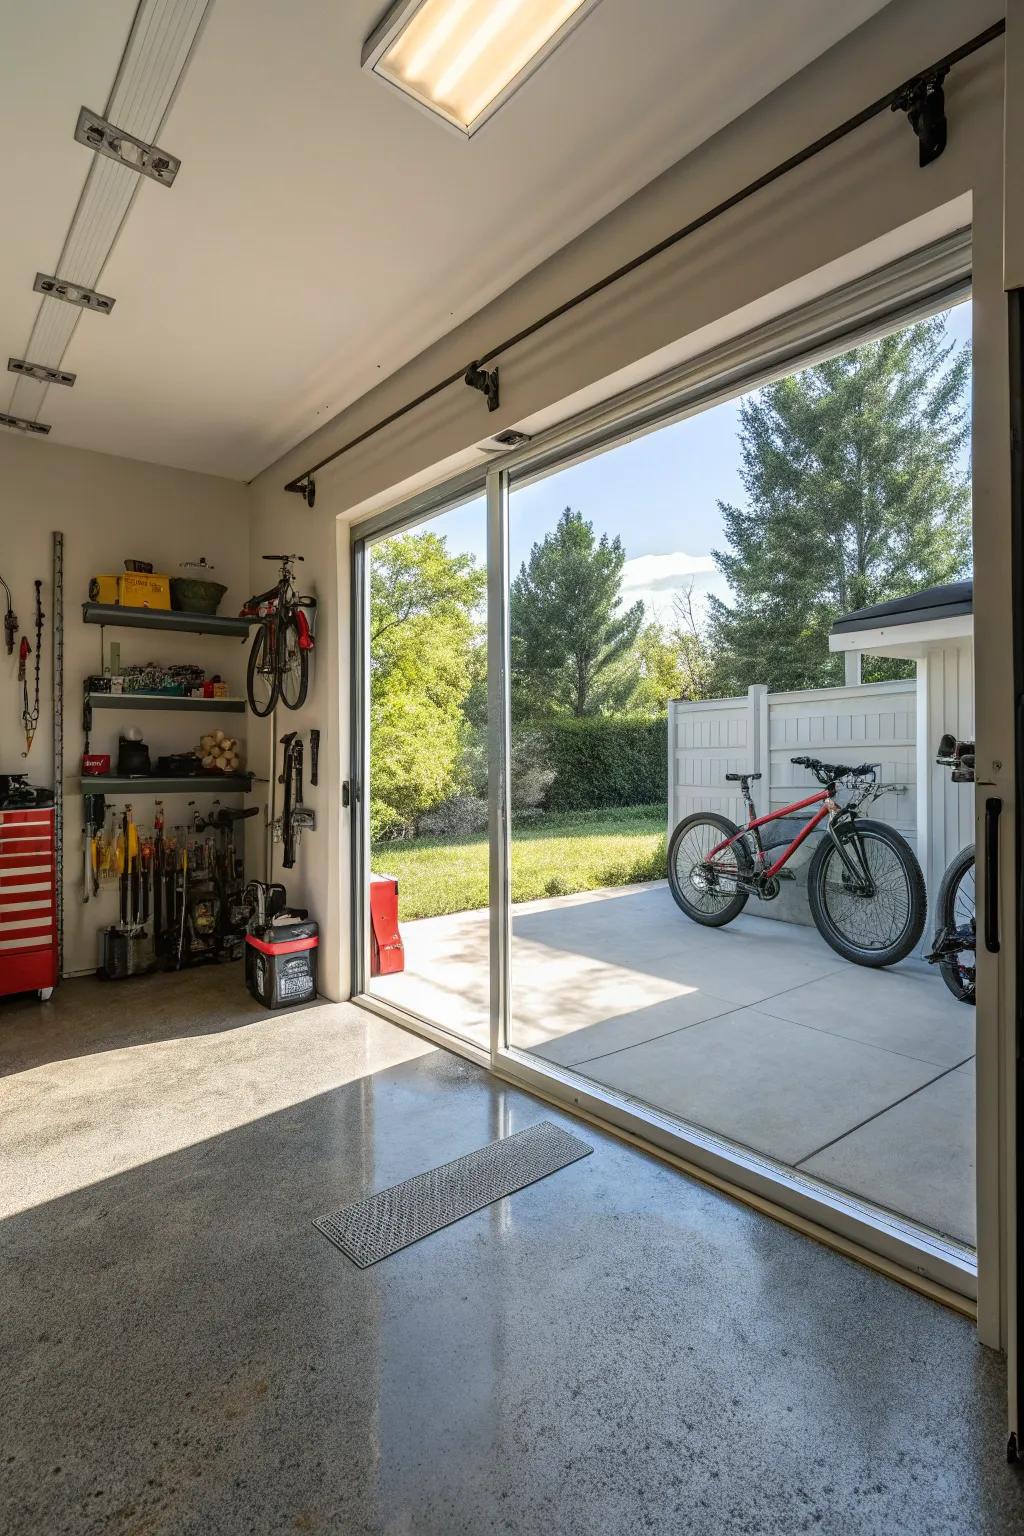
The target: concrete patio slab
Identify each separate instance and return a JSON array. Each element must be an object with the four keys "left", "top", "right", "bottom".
[
  {"left": 366, "top": 881, "right": 975, "bottom": 1241},
  {"left": 530, "top": 990, "right": 739, "bottom": 1066},
  {"left": 577, "top": 1006, "right": 947, "bottom": 1167},
  {"left": 755, "top": 965, "right": 975, "bottom": 1067},
  {"left": 799, "top": 1060, "right": 976, "bottom": 1245}
]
